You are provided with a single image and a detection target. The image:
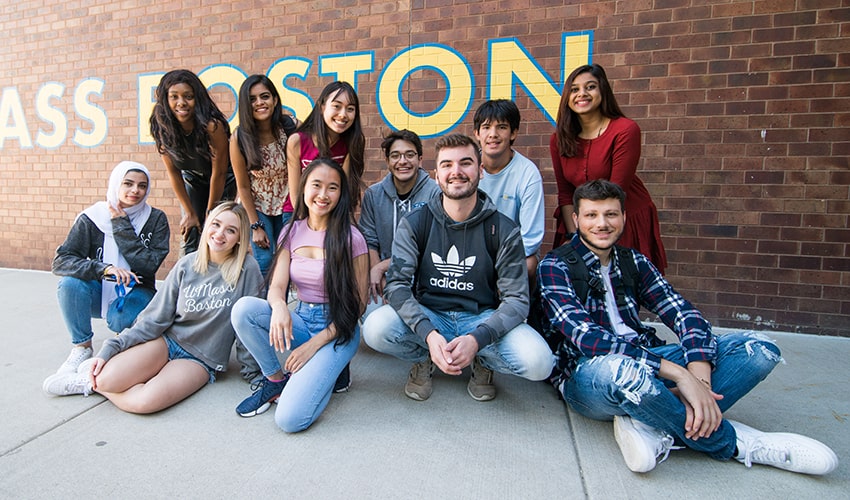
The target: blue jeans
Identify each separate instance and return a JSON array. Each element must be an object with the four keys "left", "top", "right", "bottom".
[
  {"left": 561, "top": 332, "right": 782, "bottom": 460},
  {"left": 57, "top": 276, "right": 154, "bottom": 345},
  {"left": 231, "top": 297, "right": 359, "bottom": 433},
  {"left": 362, "top": 304, "right": 554, "bottom": 381},
  {"left": 251, "top": 211, "right": 291, "bottom": 277}
]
